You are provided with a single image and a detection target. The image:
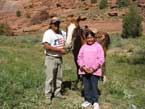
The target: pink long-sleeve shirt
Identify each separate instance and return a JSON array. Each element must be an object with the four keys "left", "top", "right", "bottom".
[{"left": 77, "top": 42, "right": 105, "bottom": 76}]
